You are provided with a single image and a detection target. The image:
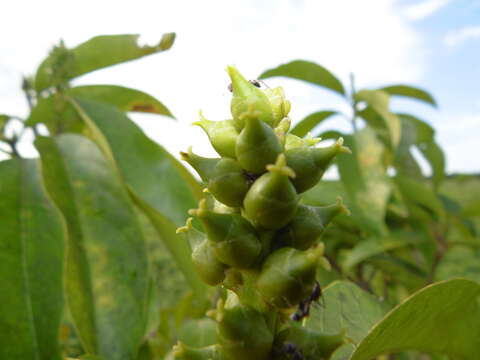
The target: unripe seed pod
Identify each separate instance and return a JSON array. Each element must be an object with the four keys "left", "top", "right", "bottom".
[
  {"left": 277, "top": 198, "right": 349, "bottom": 250},
  {"left": 177, "top": 218, "right": 227, "bottom": 286},
  {"left": 264, "top": 86, "right": 291, "bottom": 127},
  {"left": 243, "top": 154, "right": 298, "bottom": 230},
  {"left": 285, "top": 137, "right": 351, "bottom": 193},
  {"left": 215, "top": 292, "right": 273, "bottom": 360},
  {"left": 193, "top": 112, "right": 239, "bottom": 158},
  {"left": 172, "top": 342, "right": 223, "bottom": 360},
  {"left": 285, "top": 133, "right": 321, "bottom": 151},
  {"left": 189, "top": 199, "right": 261, "bottom": 268},
  {"left": 257, "top": 246, "right": 323, "bottom": 308},
  {"left": 273, "top": 323, "right": 346, "bottom": 360},
  {"left": 235, "top": 106, "right": 282, "bottom": 174},
  {"left": 227, "top": 66, "right": 274, "bottom": 129},
  {"left": 181, "top": 149, "right": 249, "bottom": 207}
]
